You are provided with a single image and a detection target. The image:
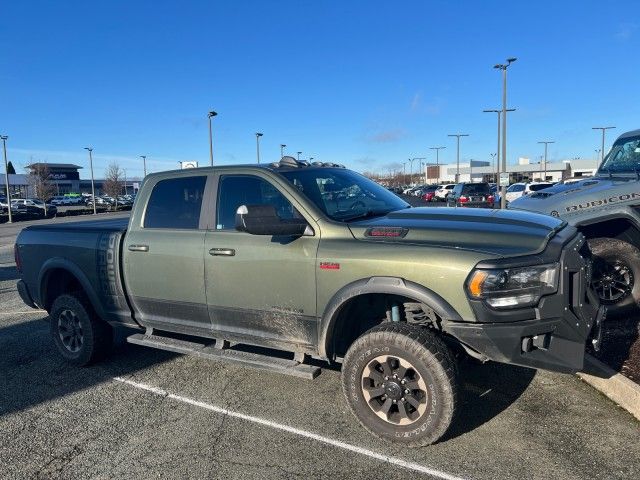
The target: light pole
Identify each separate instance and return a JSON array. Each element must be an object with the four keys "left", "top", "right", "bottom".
[
  {"left": 447, "top": 134, "right": 469, "bottom": 183},
  {"left": 592, "top": 126, "right": 615, "bottom": 162},
  {"left": 84, "top": 147, "right": 97, "bottom": 215},
  {"left": 490, "top": 153, "right": 497, "bottom": 182},
  {"left": 484, "top": 108, "right": 515, "bottom": 187},
  {"left": 1, "top": 135, "right": 12, "bottom": 223},
  {"left": 280, "top": 144, "right": 286, "bottom": 159},
  {"left": 297, "top": 151, "right": 302, "bottom": 161},
  {"left": 538, "top": 141, "right": 555, "bottom": 181},
  {"left": 123, "top": 169, "right": 127, "bottom": 195},
  {"left": 410, "top": 157, "right": 426, "bottom": 184},
  {"left": 403, "top": 162, "right": 407, "bottom": 183},
  {"left": 255, "top": 133, "right": 263, "bottom": 164},
  {"left": 494, "top": 57, "right": 517, "bottom": 209},
  {"left": 208, "top": 110, "right": 217, "bottom": 166},
  {"left": 140, "top": 155, "right": 147, "bottom": 177},
  {"left": 429, "top": 146, "right": 446, "bottom": 184}
]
